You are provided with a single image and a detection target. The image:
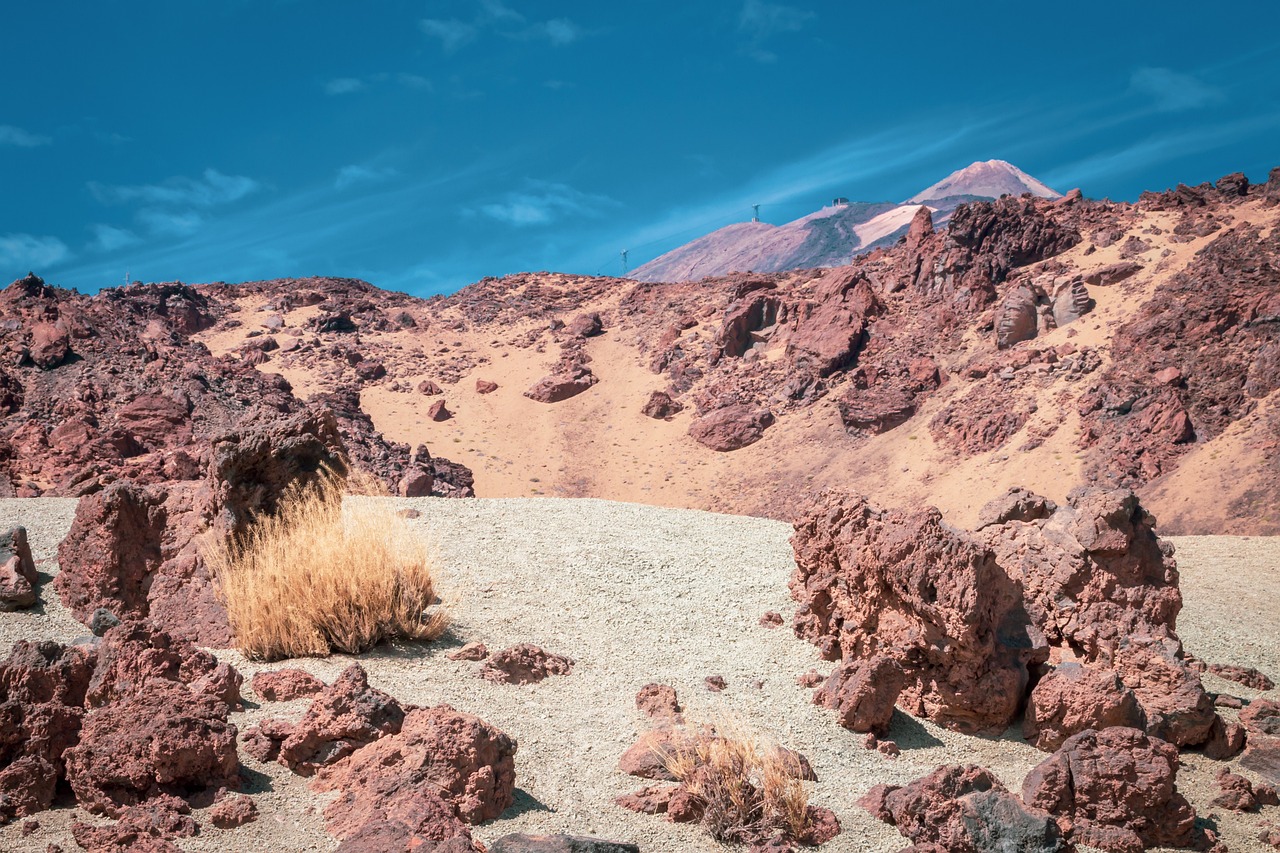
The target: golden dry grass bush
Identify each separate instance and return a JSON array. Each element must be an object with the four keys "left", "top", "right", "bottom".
[
  {"left": 204, "top": 471, "right": 446, "bottom": 660},
  {"left": 662, "top": 718, "right": 813, "bottom": 844}
]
